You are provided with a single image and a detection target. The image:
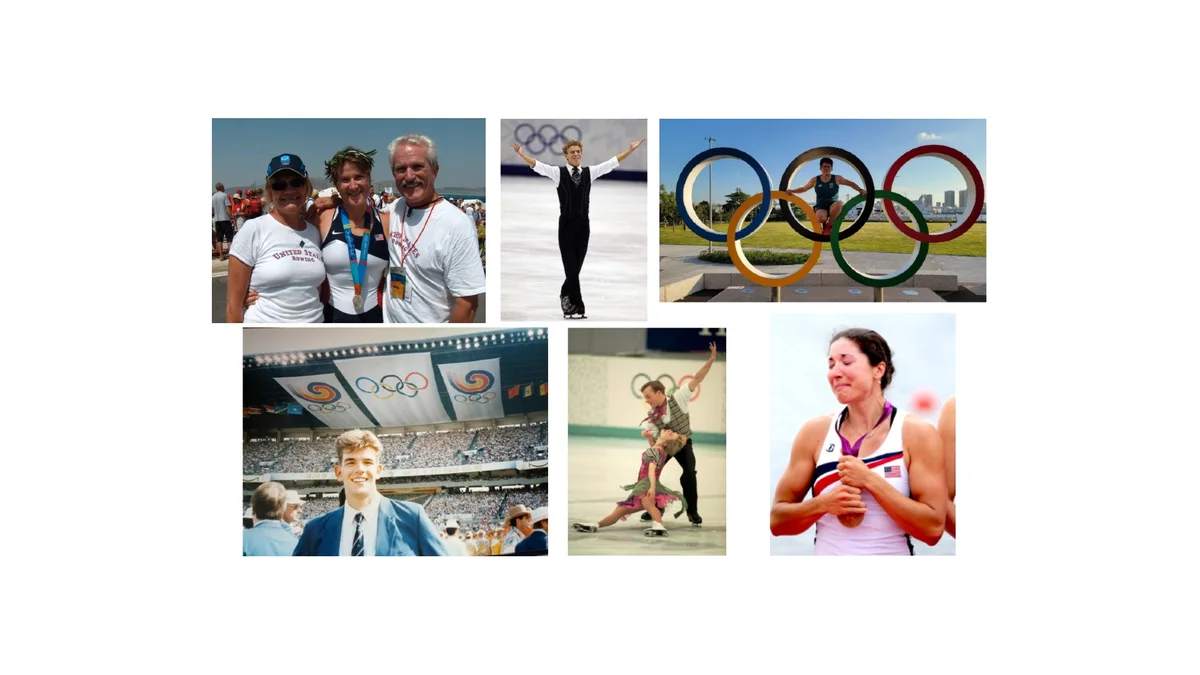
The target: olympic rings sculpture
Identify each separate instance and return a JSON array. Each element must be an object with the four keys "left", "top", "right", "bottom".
[
  {"left": 674, "top": 145, "right": 984, "bottom": 288},
  {"left": 454, "top": 392, "right": 497, "bottom": 404},
  {"left": 308, "top": 402, "right": 351, "bottom": 414},
  {"left": 355, "top": 372, "right": 430, "bottom": 399},
  {"left": 513, "top": 123, "right": 582, "bottom": 155},
  {"left": 630, "top": 373, "right": 700, "bottom": 402},
  {"left": 449, "top": 369, "right": 495, "bottom": 395},
  {"left": 290, "top": 382, "right": 342, "bottom": 404}
]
